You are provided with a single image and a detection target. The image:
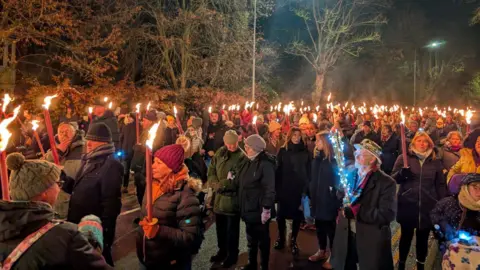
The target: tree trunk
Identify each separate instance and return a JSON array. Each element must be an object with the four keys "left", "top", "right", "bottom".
[{"left": 311, "top": 72, "right": 325, "bottom": 102}]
